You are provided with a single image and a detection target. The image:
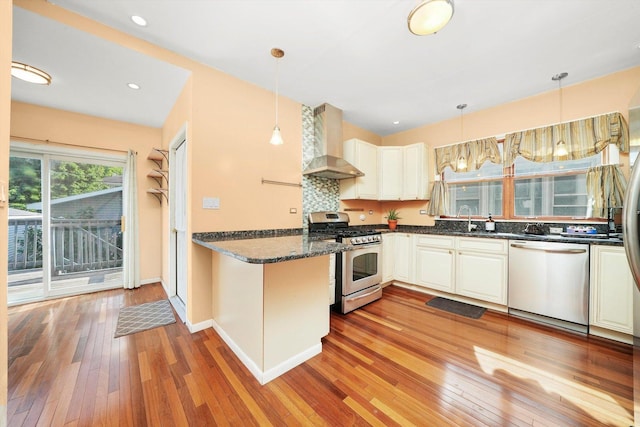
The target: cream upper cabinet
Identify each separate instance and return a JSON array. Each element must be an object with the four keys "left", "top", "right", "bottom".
[
  {"left": 402, "top": 143, "right": 430, "bottom": 200},
  {"left": 378, "top": 147, "right": 404, "bottom": 200},
  {"left": 340, "top": 141, "right": 430, "bottom": 201},
  {"left": 590, "top": 245, "right": 634, "bottom": 337},
  {"left": 393, "top": 233, "right": 414, "bottom": 283},
  {"left": 339, "top": 138, "right": 378, "bottom": 200},
  {"left": 456, "top": 237, "right": 508, "bottom": 305},
  {"left": 382, "top": 233, "right": 395, "bottom": 283},
  {"left": 414, "top": 235, "right": 455, "bottom": 292}
]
